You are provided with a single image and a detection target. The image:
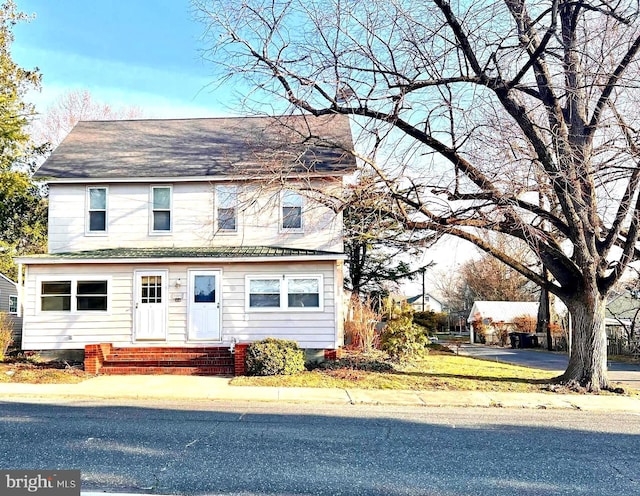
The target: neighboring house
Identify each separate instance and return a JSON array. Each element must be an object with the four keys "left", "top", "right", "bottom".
[
  {"left": 17, "top": 114, "right": 355, "bottom": 375},
  {"left": 467, "top": 300, "right": 539, "bottom": 344},
  {"left": 605, "top": 291, "right": 640, "bottom": 344},
  {"left": 0, "top": 272, "right": 22, "bottom": 347},
  {"left": 406, "top": 293, "right": 443, "bottom": 313}
]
